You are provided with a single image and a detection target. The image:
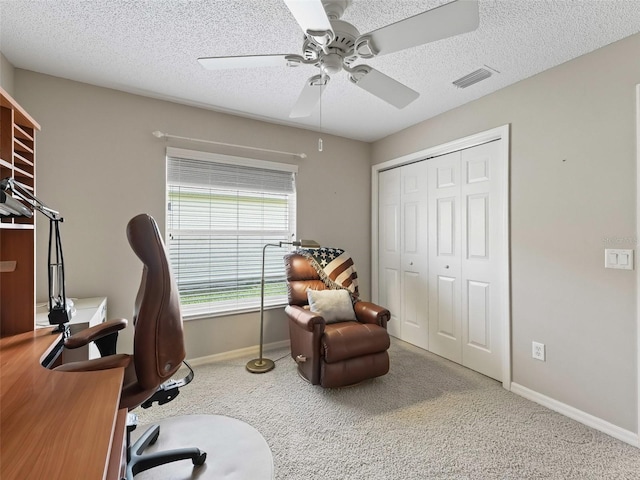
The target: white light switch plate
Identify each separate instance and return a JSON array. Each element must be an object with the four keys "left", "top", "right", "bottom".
[{"left": 604, "top": 249, "right": 634, "bottom": 270}]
